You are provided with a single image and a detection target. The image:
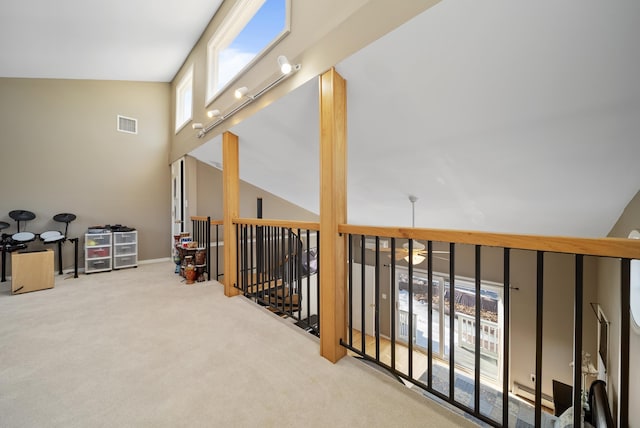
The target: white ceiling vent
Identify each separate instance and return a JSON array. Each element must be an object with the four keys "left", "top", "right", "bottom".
[{"left": 117, "top": 115, "right": 138, "bottom": 134}]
